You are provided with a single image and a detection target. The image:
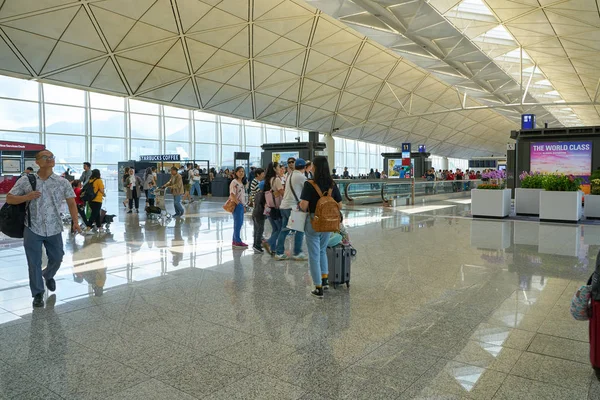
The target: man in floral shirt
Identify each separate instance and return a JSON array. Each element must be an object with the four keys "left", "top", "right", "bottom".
[{"left": 7, "top": 149, "right": 81, "bottom": 308}]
